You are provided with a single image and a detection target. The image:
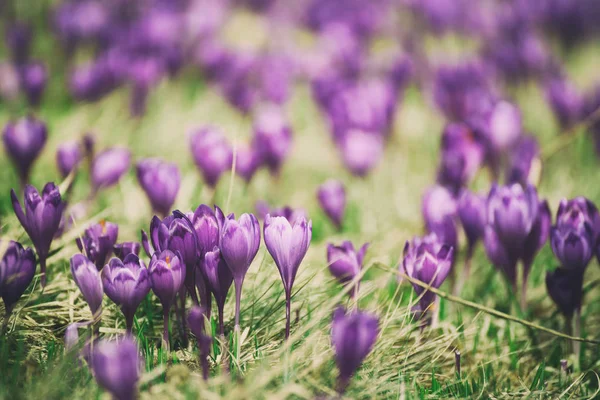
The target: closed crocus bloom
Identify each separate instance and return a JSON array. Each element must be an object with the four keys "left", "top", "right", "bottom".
[
  {"left": 56, "top": 140, "right": 83, "bottom": 178},
  {"left": 234, "top": 145, "right": 261, "bottom": 183},
  {"left": 264, "top": 214, "right": 312, "bottom": 339},
  {"left": 317, "top": 179, "right": 346, "bottom": 230},
  {"left": 252, "top": 106, "right": 292, "bottom": 176},
  {"left": 76, "top": 220, "right": 119, "bottom": 270},
  {"left": 339, "top": 129, "right": 384, "bottom": 177},
  {"left": 327, "top": 241, "right": 368, "bottom": 297},
  {"left": 190, "top": 127, "right": 233, "bottom": 188},
  {"left": 149, "top": 250, "right": 186, "bottom": 344},
  {"left": 457, "top": 190, "right": 486, "bottom": 252},
  {"left": 545, "top": 77, "right": 583, "bottom": 129},
  {"left": 5, "top": 22, "right": 31, "bottom": 65},
  {"left": 331, "top": 307, "right": 379, "bottom": 394},
  {"left": 422, "top": 185, "right": 458, "bottom": 250},
  {"left": 555, "top": 197, "right": 600, "bottom": 236},
  {"left": 91, "top": 148, "right": 131, "bottom": 191},
  {"left": 506, "top": 136, "right": 541, "bottom": 187},
  {"left": 3, "top": 116, "right": 47, "bottom": 185},
  {"left": 483, "top": 225, "right": 517, "bottom": 284},
  {"left": 402, "top": 234, "right": 454, "bottom": 315},
  {"left": 546, "top": 268, "right": 584, "bottom": 318},
  {"left": 70, "top": 254, "right": 103, "bottom": 318},
  {"left": 187, "top": 306, "right": 212, "bottom": 380},
  {"left": 0, "top": 241, "right": 36, "bottom": 317},
  {"left": 101, "top": 254, "right": 151, "bottom": 332},
  {"left": 113, "top": 242, "right": 141, "bottom": 260},
  {"left": 64, "top": 323, "right": 80, "bottom": 351},
  {"left": 221, "top": 213, "right": 261, "bottom": 330},
  {"left": 19, "top": 62, "right": 47, "bottom": 107},
  {"left": 486, "top": 101, "right": 522, "bottom": 152},
  {"left": 198, "top": 247, "right": 232, "bottom": 335},
  {"left": 11, "top": 183, "right": 65, "bottom": 288},
  {"left": 190, "top": 205, "right": 221, "bottom": 257},
  {"left": 90, "top": 337, "right": 142, "bottom": 400},
  {"left": 136, "top": 158, "right": 180, "bottom": 217}
]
